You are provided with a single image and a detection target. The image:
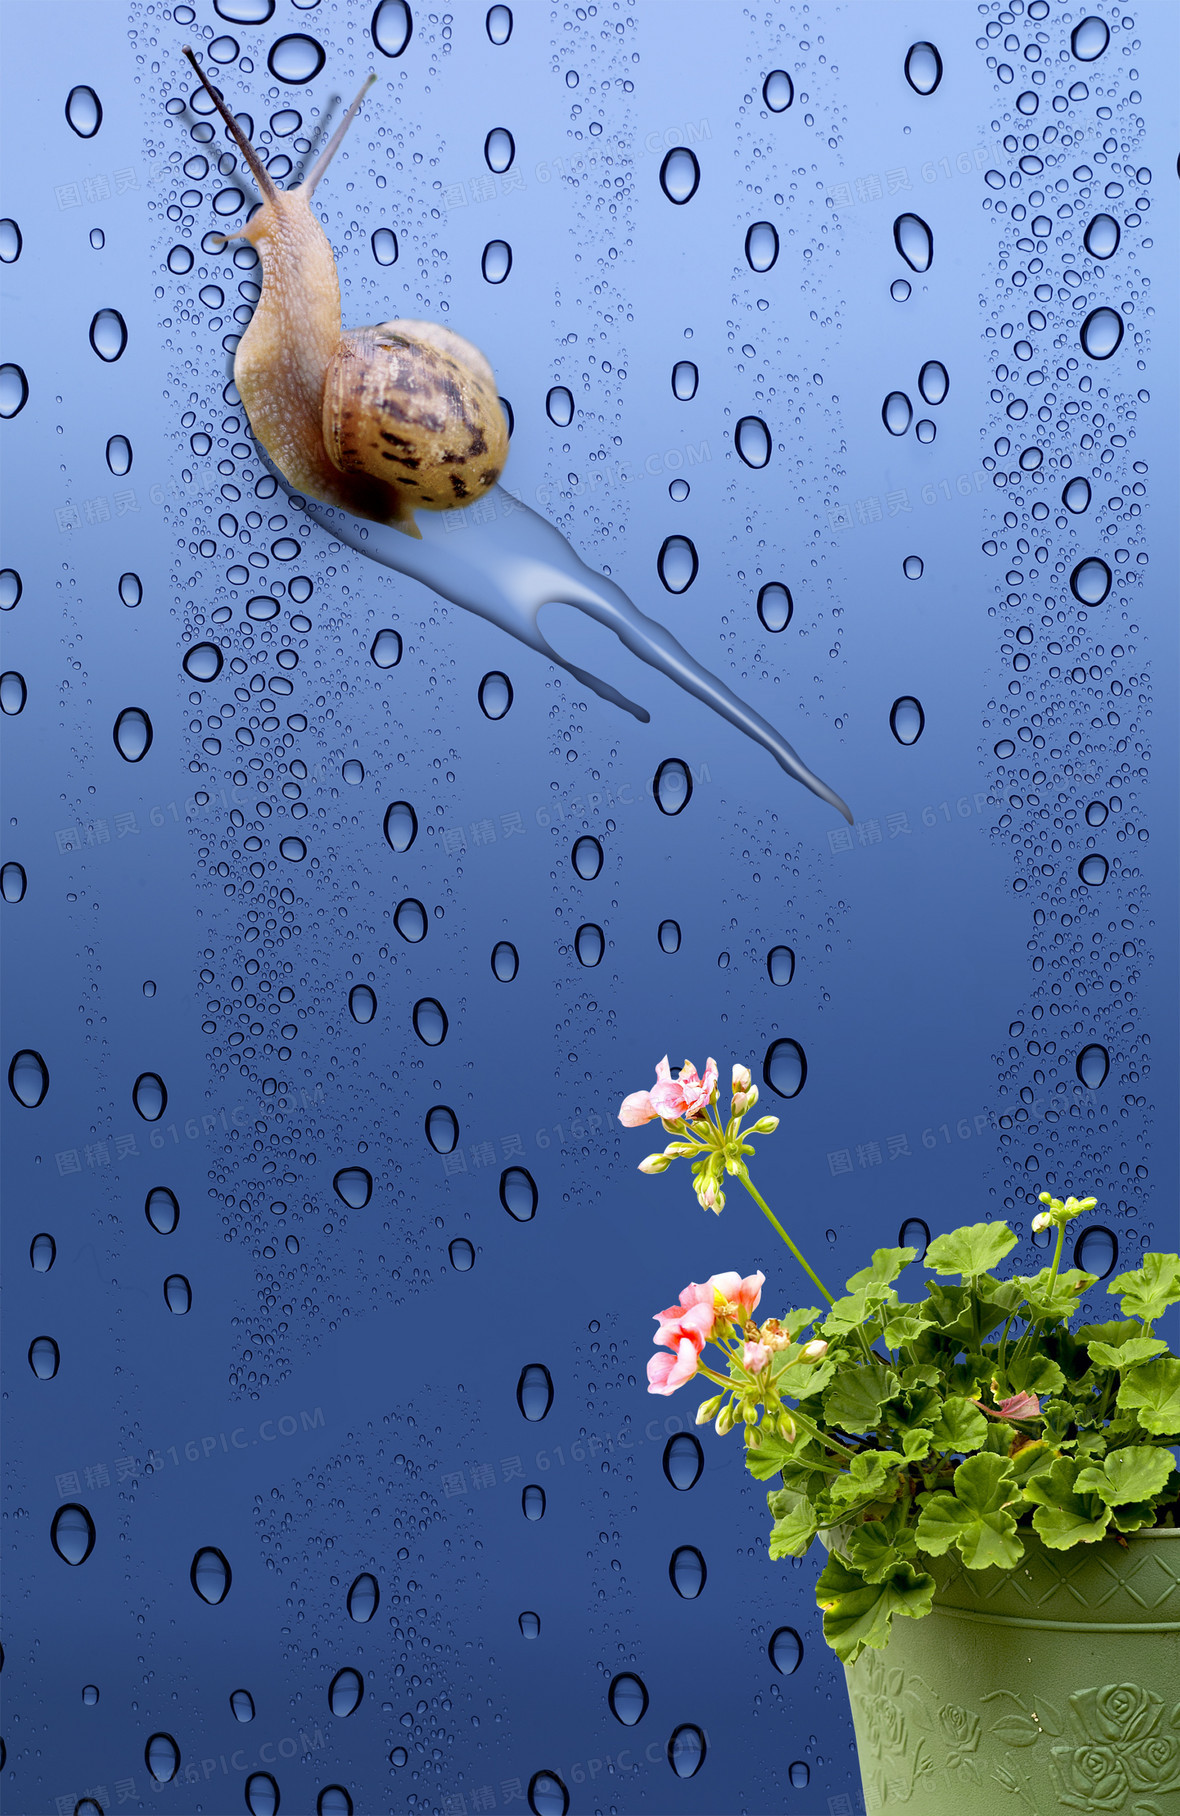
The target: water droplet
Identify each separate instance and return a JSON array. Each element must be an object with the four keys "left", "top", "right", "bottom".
[
  {"left": 571, "top": 835, "right": 603, "bottom": 880},
  {"left": 542, "top": 389, "right": 577, "bottom": 436},
  {"left": 371, "top": 0, "right": 412, "bottom": 56},
  {"left": 518, "top": 1610, "right": 541, "bottom": 1638},
  {"left": 190, "top": 1546, "right": 231, "bottom": 1603},
  {"left": 882, "top": 391, "right": 913, "bottom": 436},
  {"left": 491, "top": 940, "right": 519, "bottom": 981},
  {"left": 767, "top": 945, "right": 795, "bottom": 986},
  {"left": 342, "top": 759, "right": 365, "bottom": 786},
  {"left": 146, "top": 1187, "right": 180, "bottom": 1234},
  {"left": 478, "top": 671, "right": 513, "bottom": 719},
  {"left": 146, "top": 1734, "right": 181, "bottom": 1784},
  {"left": 369, "top": 628, "right": 402, "bottom": 670},
  {"left": 425, "top": 1105, "right": 459, "bottom": 1154},
  {"left": 383, "top": 800, "right": 418, "bottom": 853},
  {"left": 318, "top": 1789, "right": 352, "bottom": 1816},
  {"left": 31, "top": 1233, "right": 56, "bottom": 1272},
  {"left": 657, "top": 919, "right": 681, "bottom": 954},
  {"left": 370, "top": 227, "right": 399, "bottom": 268},
  {"left": 668, "top": 1725, "right": 707, "bottom": 1779},
  {"left": 328, "top": 1667, "right": 363, "bottom": 1717},
  {"left": 890, "top": 696, "right": 925, "bottom": 745},
  {"left": 52, "top": 1503, "right": 96, "bottom": 1565},
  {"left": 608, "top": 1673, "right": 649, "bottom": 1725},
  {"left": 449, "top": 1237, "right": 475, "bottom": 1271},
  {"left": 995, "top": 738, "right": 1015, "bottom": 758},
  {"left": 29, "top": 1336, "right": 60, "bottom": 1380},
  {"left": 230, "top": 1689, "right": 256, "bottom": 1722},
  {"left": 216, "top": 0, "right": 275, "bottom": 18},
  {"left": 349, "top": 985, "right": 377, "bottom": 1024},
  {"left": 1071, "top": 14, "right": 1109, "bottom": 60},
  {"left": 268, "top": 32, "right": 326, "bottom": 82},
  {"left": 516, "top": 1363, "right": 553, "bottom": 1421},
  {"left": 902, "top": 555, "right": 926, "bottom": 582},
  {"left": 164, "top": 1274, "right": 192, "bottom": 1315},
  {"left": 749, "top": 581, "right": 794, "bottom": 636},
  {"left": 657, "top": 535, "right": 699, "bottom": 594},
  {"left": 66, "top": 86, "right": 102, "bottom": 138},
  {"left": 412, "top": 998, "right": 448, "bottom": 1046},
  {"left": 1062, "top": 477, "right": 1092, "bottom": 514},
  {"left": 1078, "top": 853, "right": 1109, "bottom": 886},
  {"left": 918, "top": 360, "right": 948, "bottom": 405},
  {"left": 668, "top": 478, "right": 690, "bottom": 502},
  {"left": 574, "top": 922, "right": 604, "bottom": 967},
  {"left": 1085, "top": 800, "right": 1108, "bottom": 827},
  {"left": 744, "top": 221, "right": 779, "bottom": 271},
  {"left": 279, "top": 836, "right": 306, "bottom": 862},
  {"left": 662, "top": 1432, "right": 703, "bottom": 1490},
  {"left": 522, "top": 1483, "right": 545, "bottom": 1519},
  {"left": 669, "top": 1544, "right": 706, "bottom": 1598},
  {"left": 671, "top": 360, "right": 698, "bottom": 400},
  {"left": 1076, "top": 1043, "right": 1110, "bottom": 1089},
  {"left": 0, "top": 219, "right": 21, "bottom": 264},
  {"left": 167, "top": 243, "right": 195, "bottom": 275},
  {"left": 904, "top": 41, "right": 943, "bottom": 94},
  {"left": 389, "top": 1747, "right": 408, "bottom": 1767},
  {"left": 893, "top": 212, "right": 933, "bottom": 272},
  {"left": 1, "top": 862, "right": 27, "bottom": 903},
  {"left": 1080, "top": 306, "right": 1123, "bottom": 361},
  {"left": 183, "top": 642, "right": 224, "bottom": 683},
  {"left": 762, "top": 69, "right": 794, "bottom": 111},
  {"left": 915, "top": 418, "right": 936, "bottom": 444},
  {"left": 1083, "top": 213, "right": 1120, "bottom": 260},
  {"left": 0, "top": 364, "right": 28, "bottom": 418},
  {"left": 119, "top": 573, "right": 143, "bottom": 607},
  {"left": 898, "top": 1217, "right": 930, "bottom": 1261},
  {"left": 486, "top": 6, "right": 513, "bottom": 45},
  {"left": 763, "top": 1038, "right": 807, "bottom": 1100},
  {"left": 390, "top": 900, "right": 426, "bottom": 950},
  {"left": 653, "top": 758, "right": 692, "bottom": 816},
  {"left": 1074, "top": 1225, "right": 1117, "bottom": 1278},
  {"left": 481, "top": 239, "right": 512, "bottom": 284},
  {"left": 113, "top": 707, "right": 153, "bottom": 762},
  {"left": 789, "top": 1762, "right": 811, "bottom": 1789},
  {"left": 484, "top": 127, "right": 515, "bottom": 174},
  {"left": 659, "top": 147, "right": 700, "bottom": 205},
  {"left": 768, "top": 1626, "right": 803, "bottom": 1674},
  {"left": 735, "top": 415, "right": 771, "bottom": 469},
  {"left": 0, "top": 568, "right": 21, "bottom": 609},
  {"left": 528, "top": 1772, "right": 568, "bottom": 1816},
  {"left": 89, "top": 308, "right": 127, "bottom": 362},
  {"left": 891, "top": 279, "right": 911, "bottom": 301},
  {"left": 0, "top": 671, "right": 26, "bottom": 714},
  {"left": 1070, "top": 557, "right": 1112, "bottom": 606},
  {"left": 333, "top": 1167, "right": 373, "bottom": 1209},
  {"left": 245, "top": 1773, "right": 280, "bottom": 1816},
  {"left": 105, "top": 434, "right": 132, "bottom": 477},
  {"left": 9, "top": 1049, "right": 49, "bottom": 1107}
]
